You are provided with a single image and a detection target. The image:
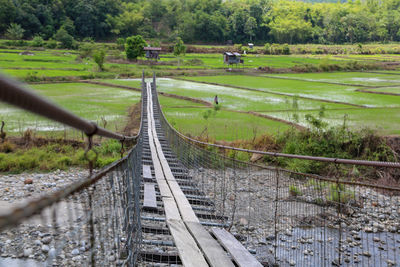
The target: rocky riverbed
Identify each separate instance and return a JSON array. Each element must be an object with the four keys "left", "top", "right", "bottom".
[
  {"left": 190, "top": 167, "right": 400, "bottom": 266},
  {"left": 0, "top": 169, "right": 124, "bottom": 266}
]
